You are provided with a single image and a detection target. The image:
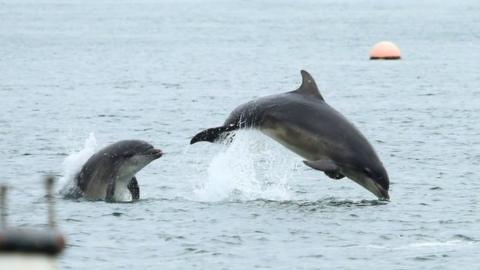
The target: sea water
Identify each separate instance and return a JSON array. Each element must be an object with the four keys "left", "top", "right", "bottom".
[{"left": 1, "top": 0, "right": 479, "bottom": 269}]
